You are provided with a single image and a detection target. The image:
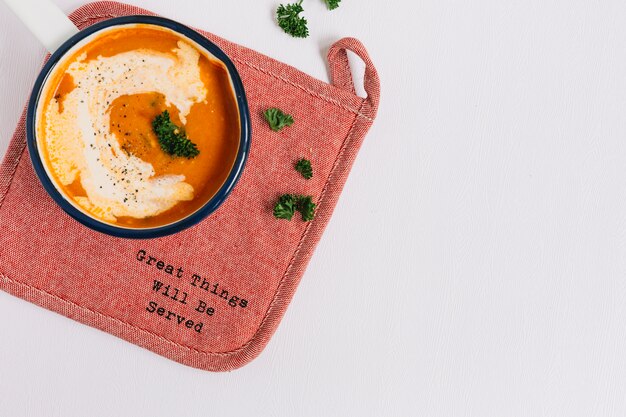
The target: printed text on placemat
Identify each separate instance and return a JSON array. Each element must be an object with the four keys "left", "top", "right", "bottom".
[{"left": 136, "top": 249, "right": 251, "bottom": 333}]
